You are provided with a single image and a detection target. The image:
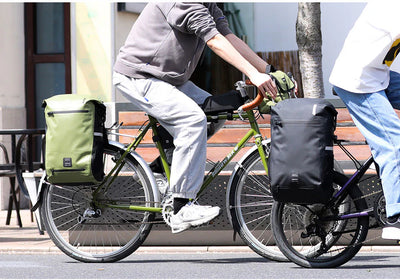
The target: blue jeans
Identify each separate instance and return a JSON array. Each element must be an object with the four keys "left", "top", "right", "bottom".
[{"left": 334, "top": 71, "right": 400, "bottom": 218}]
